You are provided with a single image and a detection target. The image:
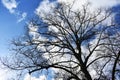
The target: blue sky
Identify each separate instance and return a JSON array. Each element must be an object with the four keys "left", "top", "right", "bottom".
[
  {"left": 0, "top": 0, "right": 120, "bottom": 80},
  {"left": 0, "top": 0, "right": 41, "bottom": 56}
]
